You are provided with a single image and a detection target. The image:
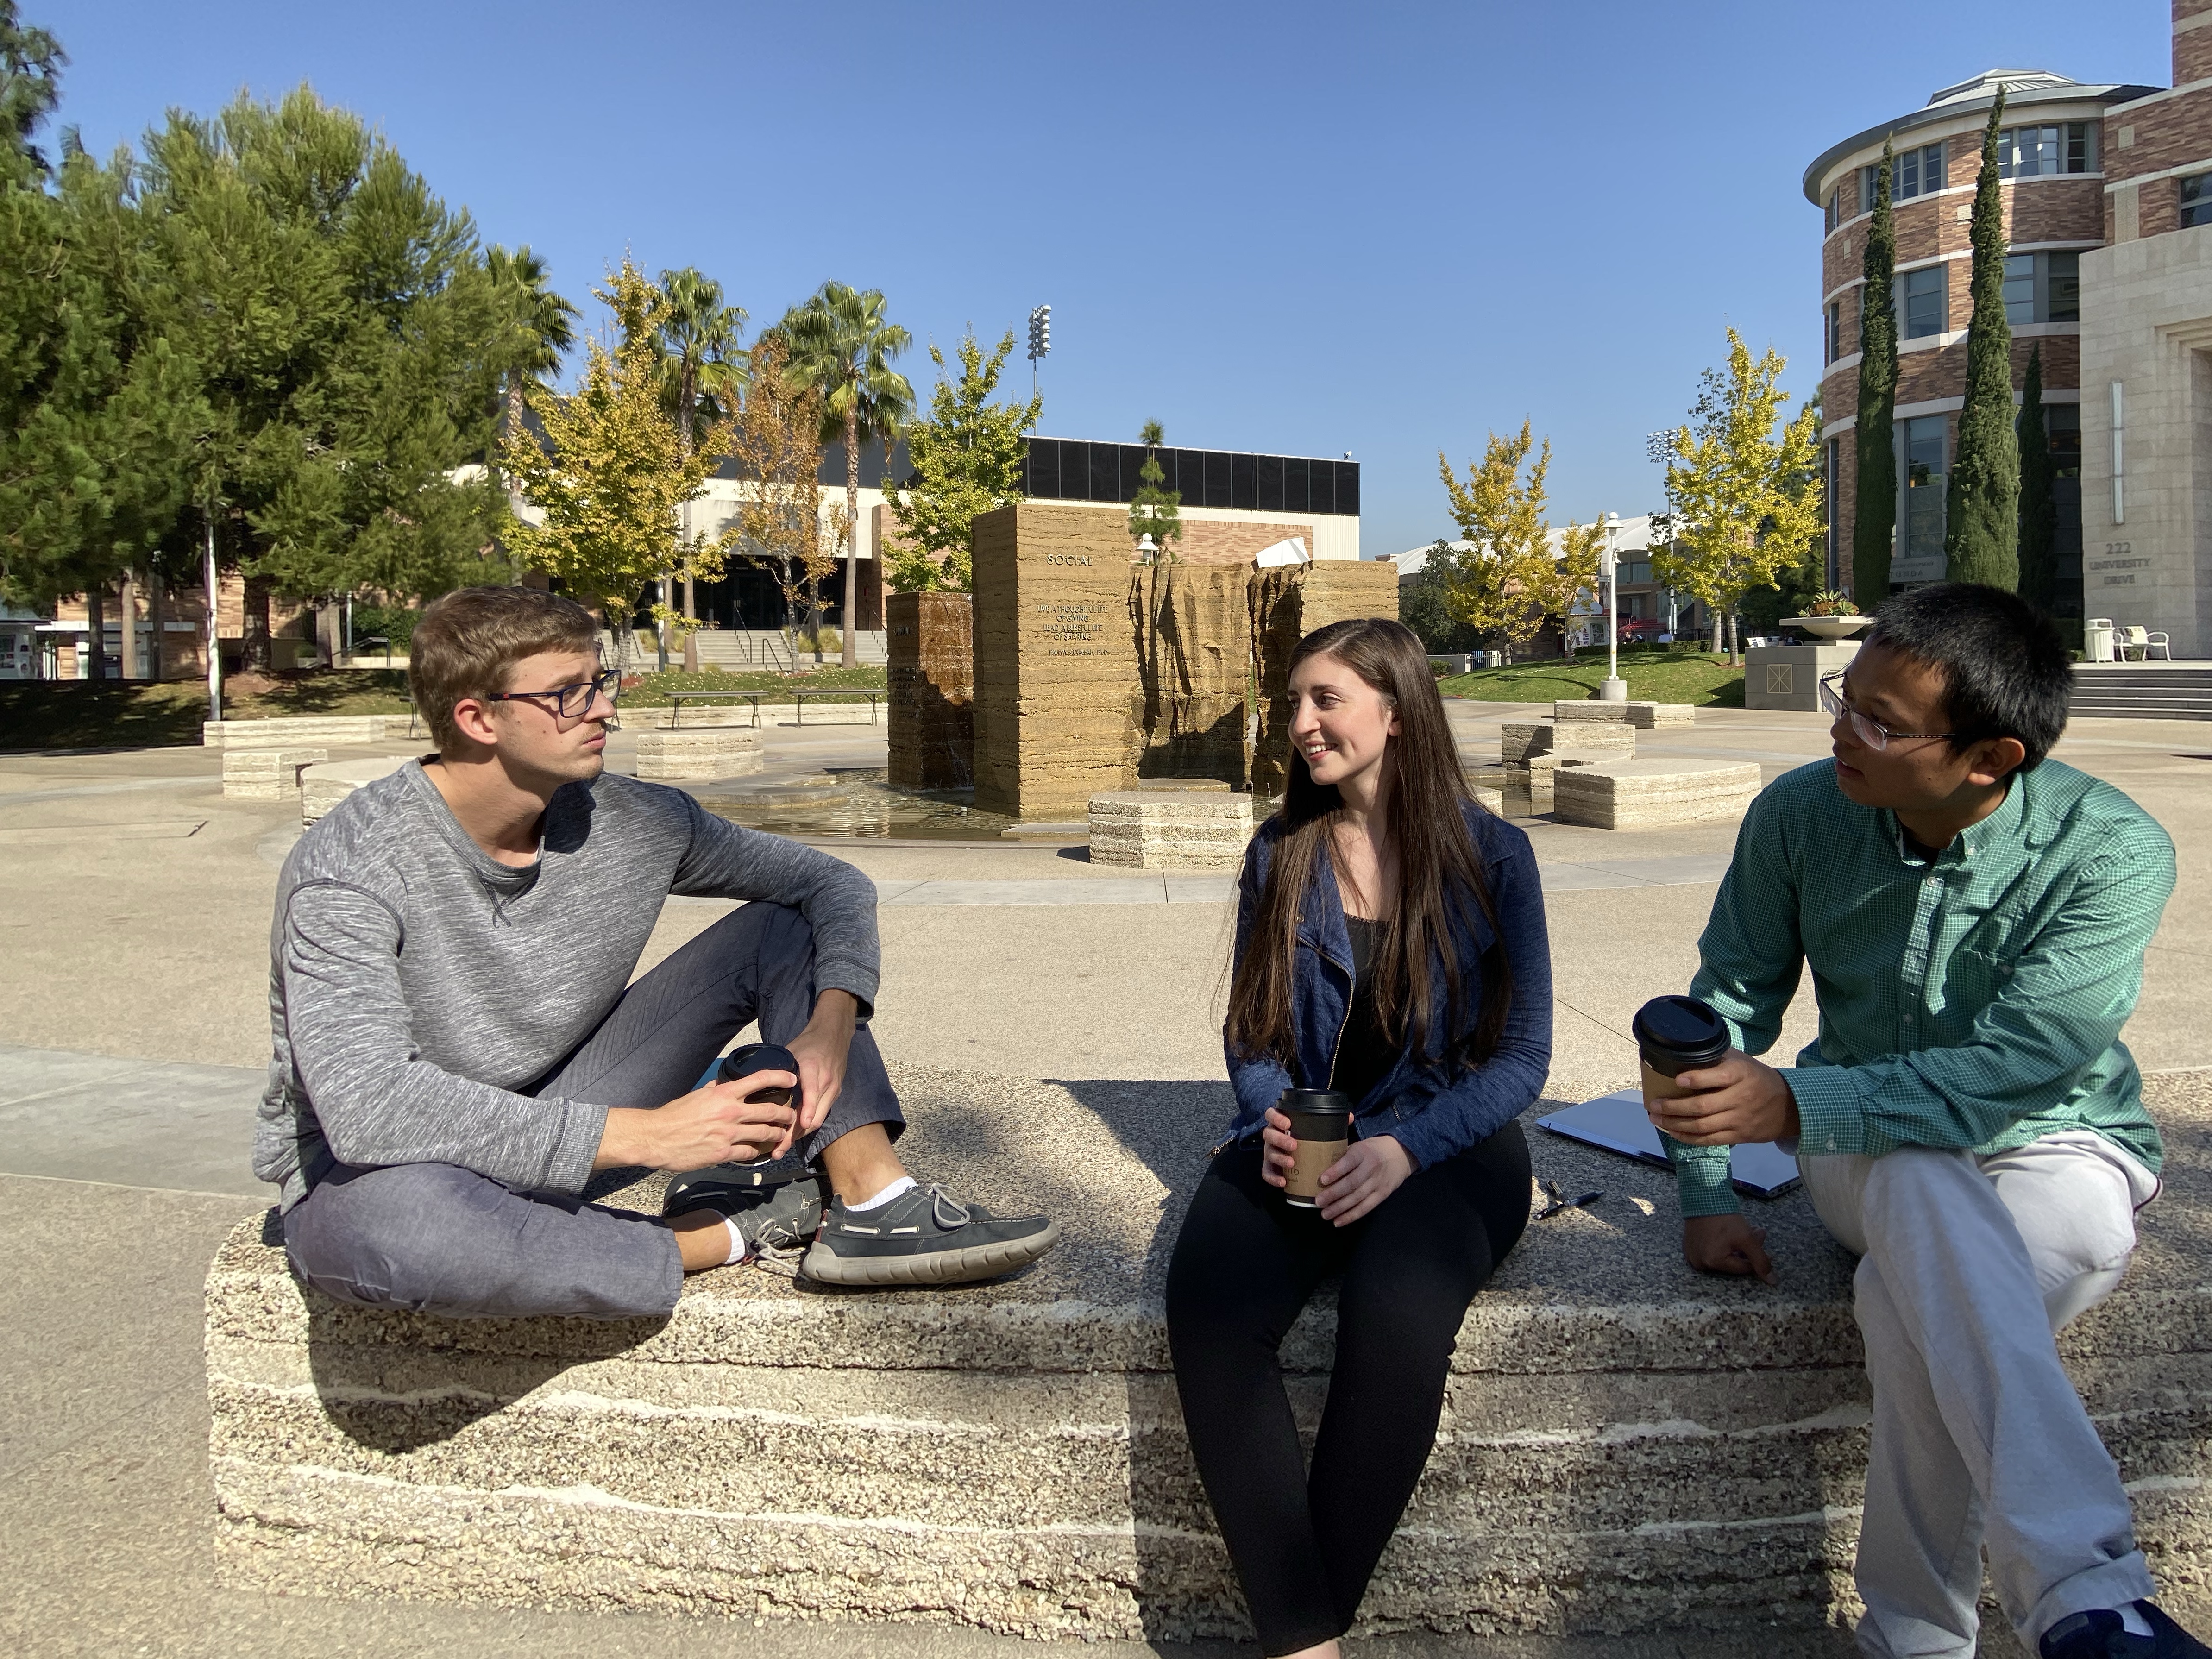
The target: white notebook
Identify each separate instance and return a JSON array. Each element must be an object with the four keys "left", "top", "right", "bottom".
[{"left": 1535, "top": 1088, "right": 1802, "bottom": 1200}]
